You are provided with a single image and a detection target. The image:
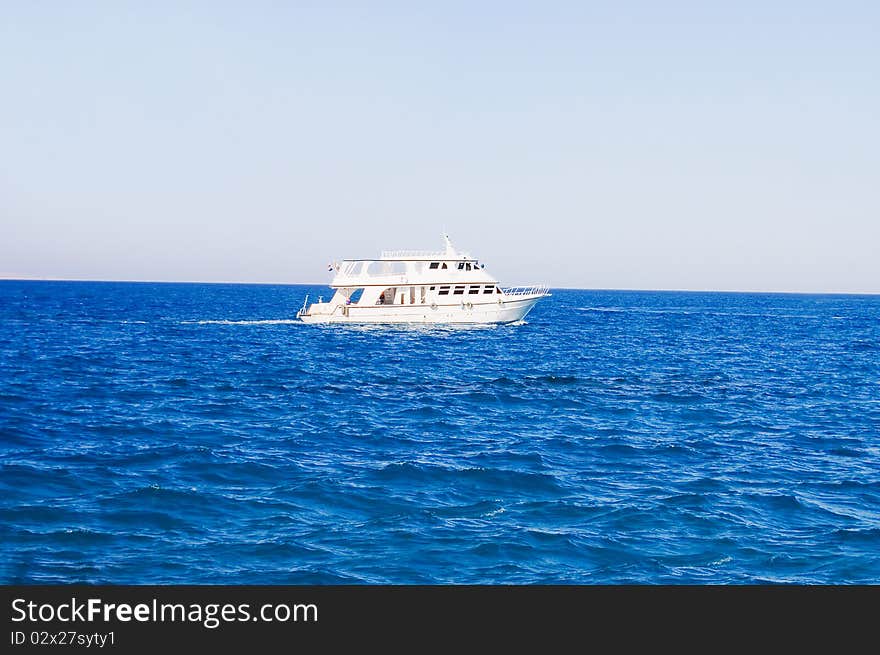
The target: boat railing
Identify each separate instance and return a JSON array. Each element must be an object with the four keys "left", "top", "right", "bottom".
[
  {"left": 380, "top": 249, "right": 446, "bottom": 259},
  {"left": 380, "top": 249, "right": 472, "bottom": 260},
  {"left": 501, "top": 285, "right": 550, "bottom": 297},
  {"left": 296, "top": 294, "right": 309, "bottom": 318}
]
